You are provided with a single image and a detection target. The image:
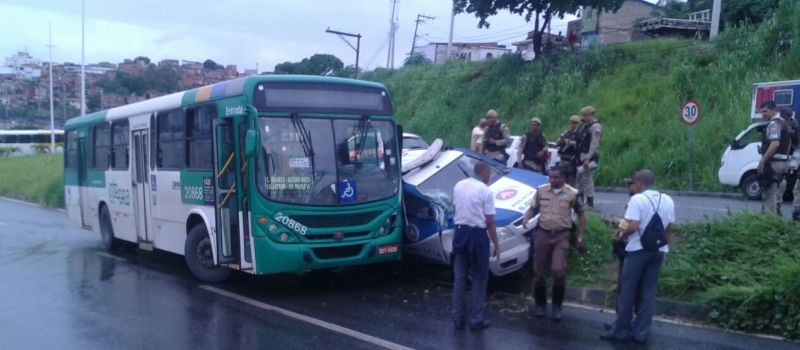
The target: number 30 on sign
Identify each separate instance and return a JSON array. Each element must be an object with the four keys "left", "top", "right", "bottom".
[{"left": 681, "top": 99, "right": 701, "bottom": 126}]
